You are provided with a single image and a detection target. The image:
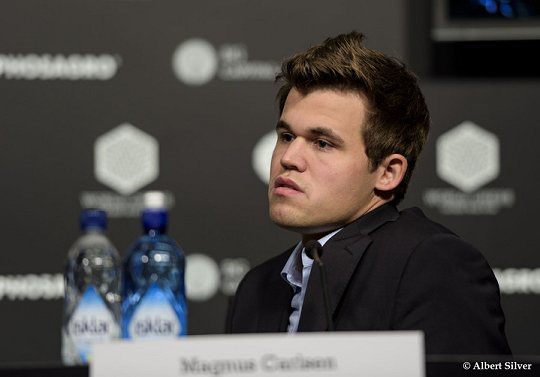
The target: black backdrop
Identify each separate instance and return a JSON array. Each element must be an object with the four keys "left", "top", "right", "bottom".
[{"left": 0, "top": 0, "right": 538, "bottom": 364}]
